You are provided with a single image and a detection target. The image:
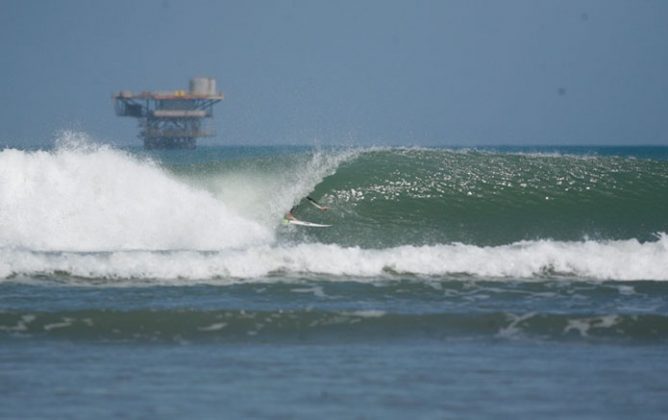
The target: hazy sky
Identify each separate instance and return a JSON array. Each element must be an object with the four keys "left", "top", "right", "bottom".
[{"left": 1, "top": 0, "right": 667, "bottom": 146}]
